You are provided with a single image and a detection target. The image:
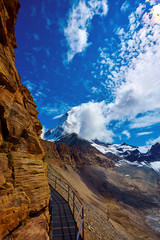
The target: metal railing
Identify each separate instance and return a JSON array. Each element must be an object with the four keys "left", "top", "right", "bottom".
[{"left": 48, "top": 172, "right": 84, "bottom": 240}]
